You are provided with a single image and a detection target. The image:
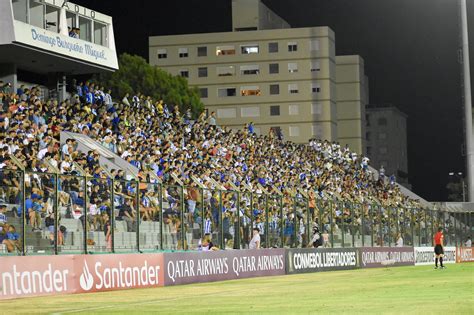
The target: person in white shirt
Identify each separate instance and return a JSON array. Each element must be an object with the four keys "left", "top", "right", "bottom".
[
  {"left": 249, "top": 227, "right": 261, "bottom": 249},
  {"left": 395, "top": 233, "right": 403, "bottom": 247},
  {"left": 465, "top": 236, "right": 472, "bottom": 247}
]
